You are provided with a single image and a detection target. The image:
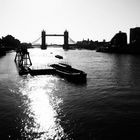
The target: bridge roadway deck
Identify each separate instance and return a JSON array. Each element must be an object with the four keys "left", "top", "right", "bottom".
[{"left": 45, "top": 34, "right": 64, "bottom": 36}]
